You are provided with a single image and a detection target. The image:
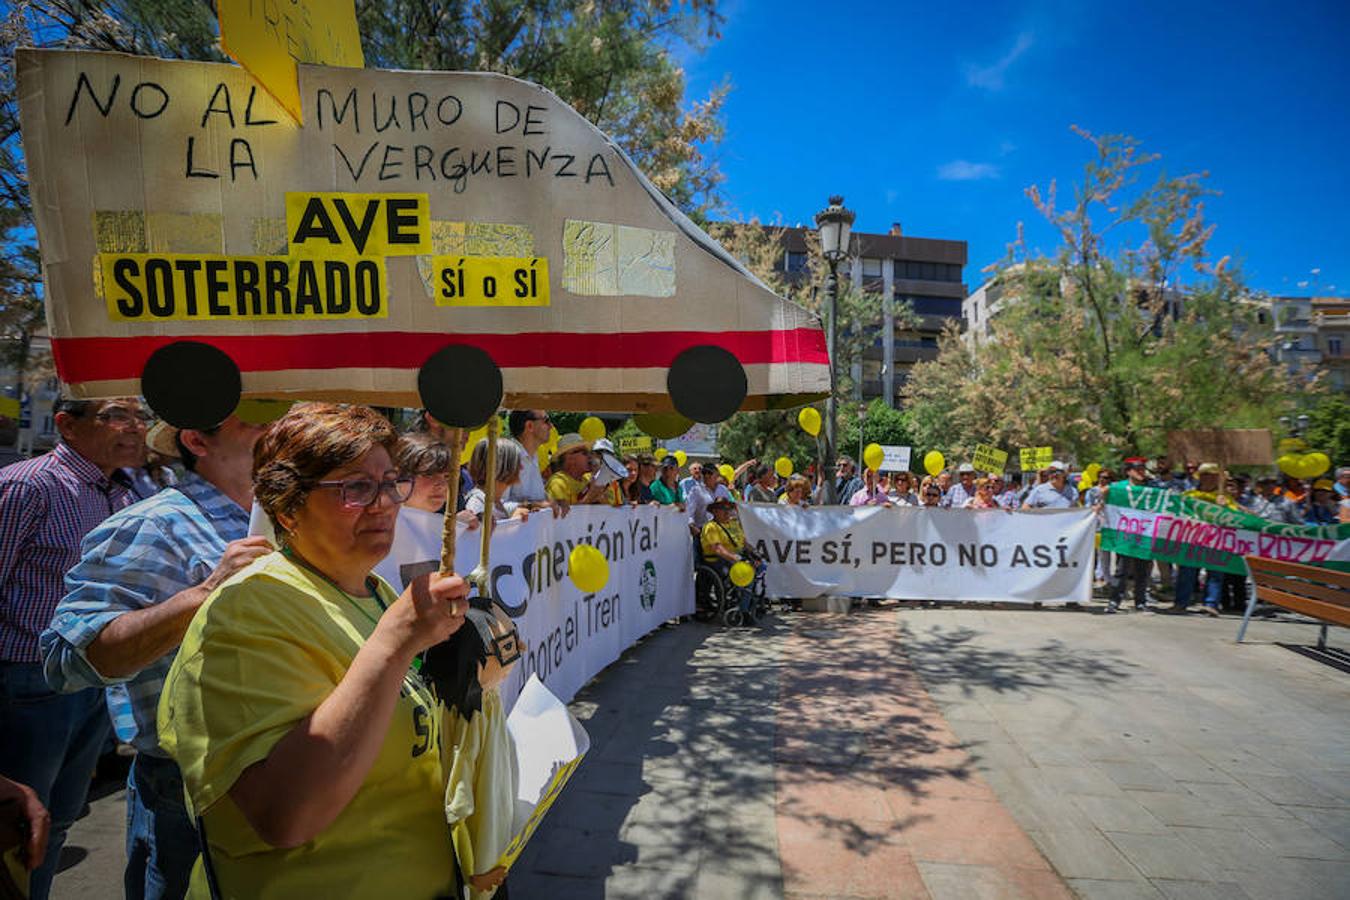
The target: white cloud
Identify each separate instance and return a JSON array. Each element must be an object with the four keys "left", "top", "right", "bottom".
[
  {"left": 965, "top": 32, "right": 1035, "bottom": 91},
  {"left": 937, "top": 160, "right": 1000, "bottom": 181}
]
